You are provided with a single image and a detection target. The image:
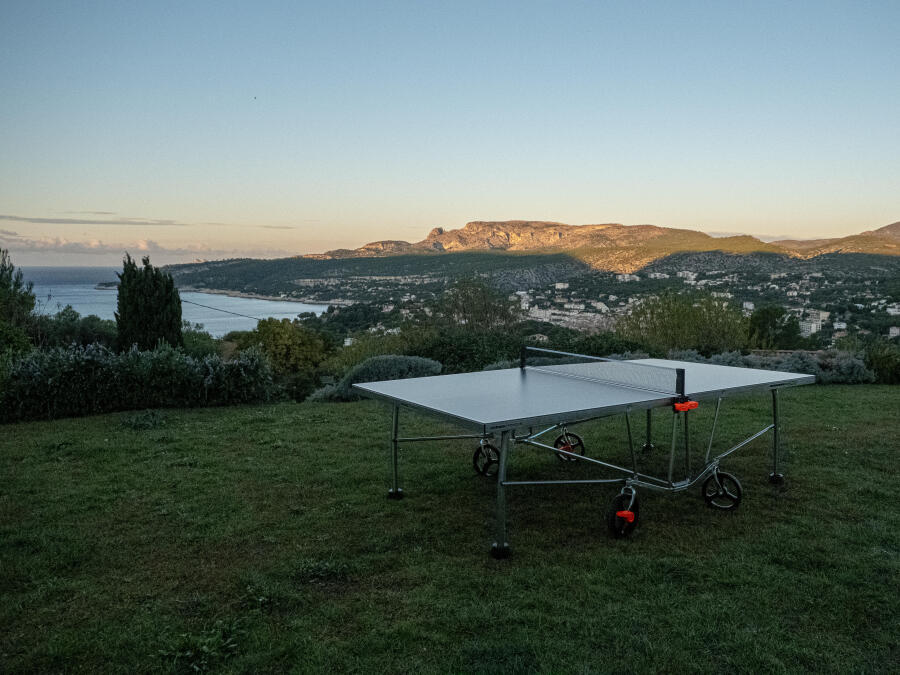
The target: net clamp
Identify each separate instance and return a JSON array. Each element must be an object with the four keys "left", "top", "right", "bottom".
[
  {"left": 673, "top": 400, "right": 699, "bottom": 412},
  {"left": 616, "top": 510, "right": 635, "bottom": 523}
]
